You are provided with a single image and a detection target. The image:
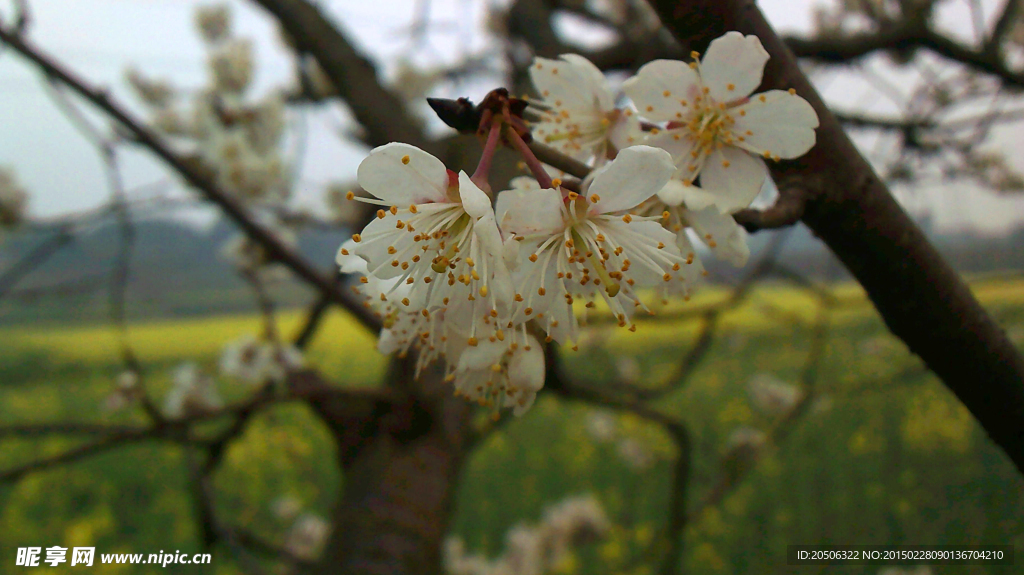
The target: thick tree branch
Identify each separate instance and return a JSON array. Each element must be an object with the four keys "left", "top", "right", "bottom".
[
  {"left": 250, "top": 0, "right": 434, "bottom": 152},
  {"left": 733, "top": 186, "right": 809, "bottom": 232},
  {"left": 648, "top": 0, "right": 1024, "bottom": 475}
]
